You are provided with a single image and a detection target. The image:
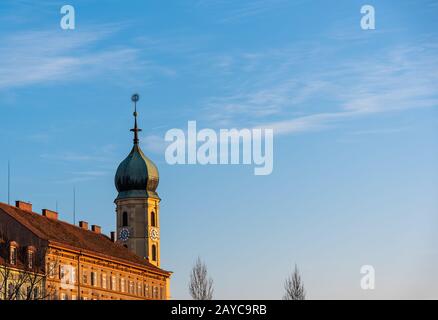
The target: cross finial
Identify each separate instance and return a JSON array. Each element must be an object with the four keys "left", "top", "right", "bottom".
[{"left": 130, "top": 93, "right": 142, "bottom": 145}]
